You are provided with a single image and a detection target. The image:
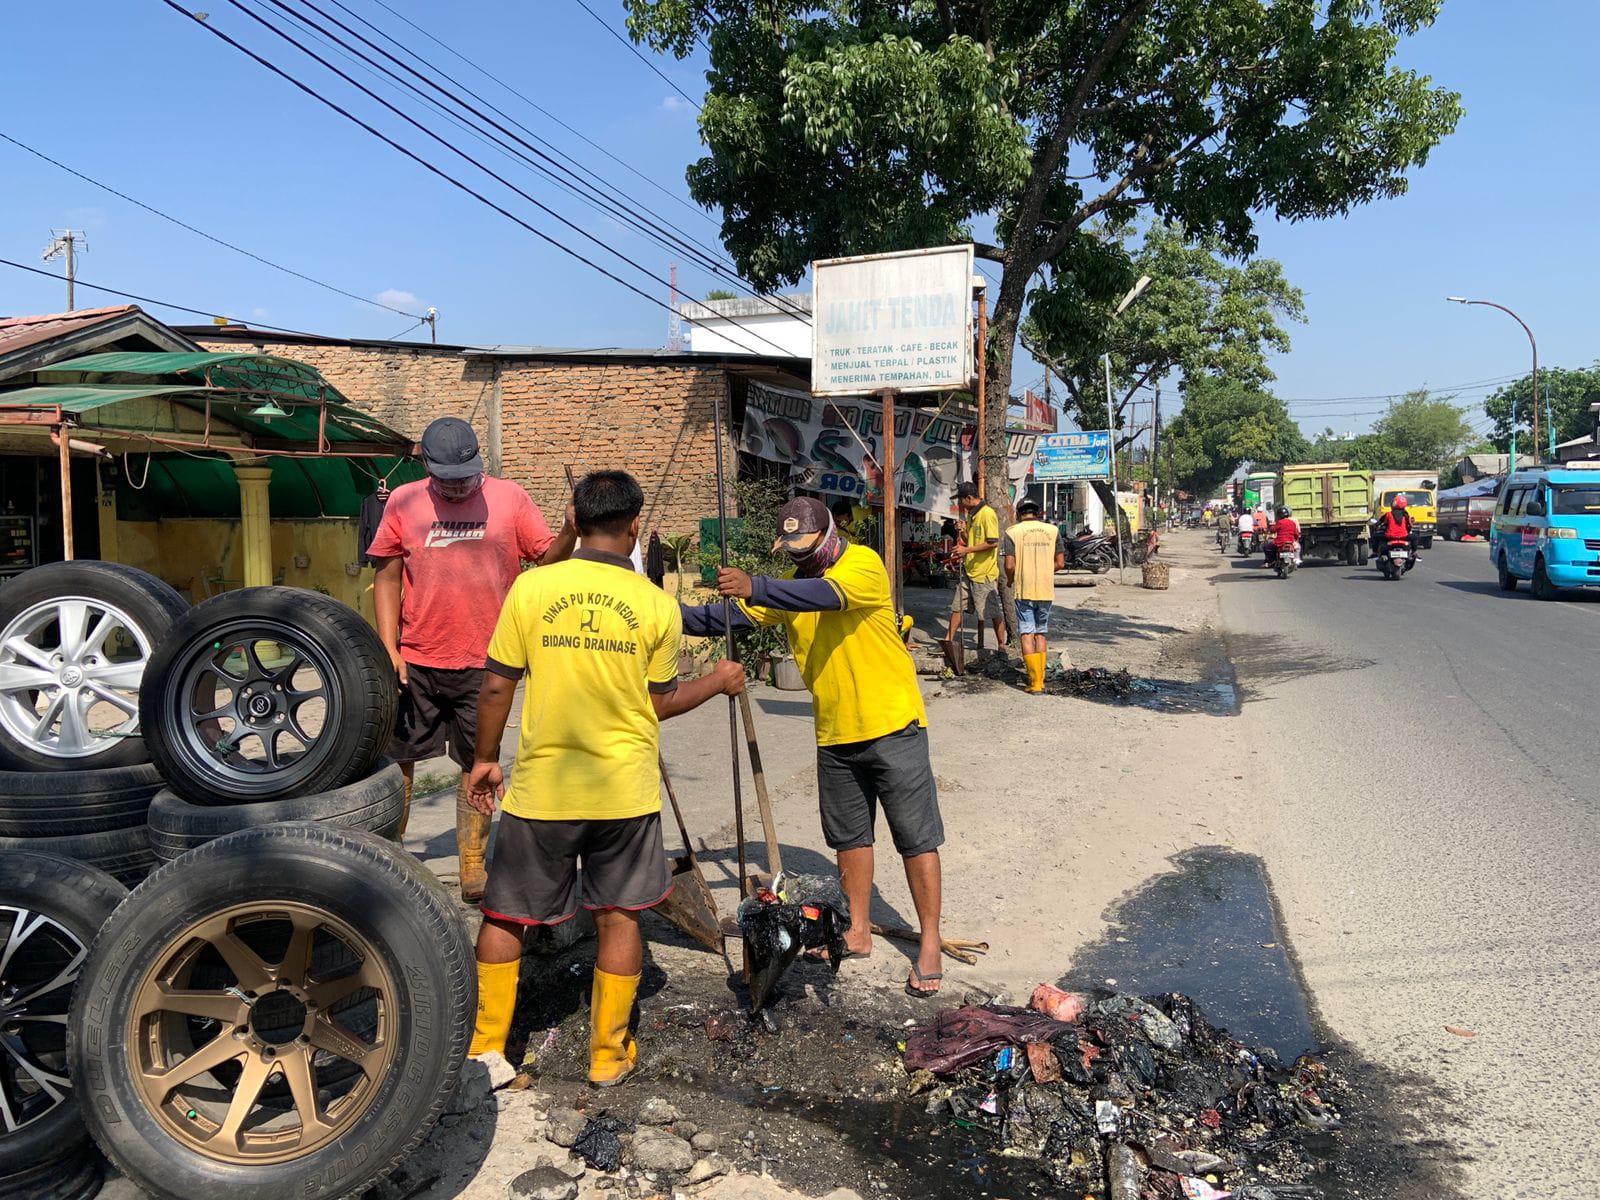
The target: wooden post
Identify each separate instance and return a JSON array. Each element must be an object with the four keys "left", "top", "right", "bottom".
[
  {"left": 234, "top": 463, "right": 275, "bottom": 587},
  {"left": 56, "top": 425, "right": 74, "bottom": 562},
  {"left": 880, "top": 387, "right": 901, "bottom": 618}
]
